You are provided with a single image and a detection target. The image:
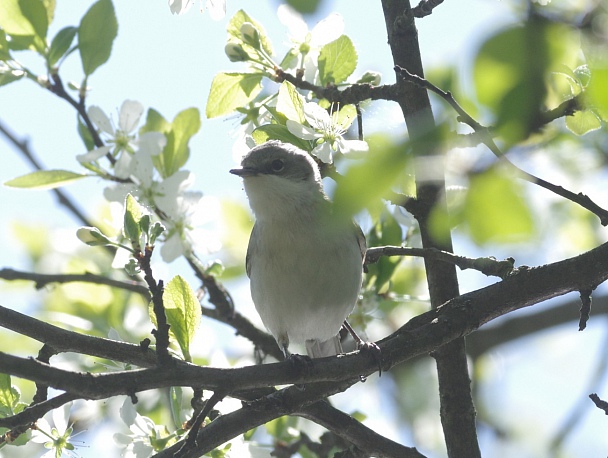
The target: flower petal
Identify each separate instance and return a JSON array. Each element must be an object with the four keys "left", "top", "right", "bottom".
[
  {"left": 277, "top": 4, "right": 308, "bottom": 41},
  {"left": 310, "top": 13, "right": 344, "bottom": 46},
  {"left": 114, "top": 152, "right": 135, "bottom": 179},
  {"left": 88, "top": 106, "right": 114, "bottom": 134},
  {"left": 205, "top": 0, "right": 226, "bottom": 20},
  {"left": 337, "top": 138, "right": 369, "bottom": 155},
  {"left": 137, "top": 132, "right": 166, "bottom": 156},
  {"left": 160, "top": 232, "right": 185, "bottom": 263},
  {"left": 303, "top": 102, "right": 331, "bottom": 128},
  {"left": 286, "top": 120, "right": 319, "bottom": 140},
  {"left": 312, "top": 141, "right": 332, "bottom": 163},
  {"left": 119, "top": 100, "right": 144, "bottom": 133},
  {"left": 76, "top": 146, "right": 111, "bottom": 163}
]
